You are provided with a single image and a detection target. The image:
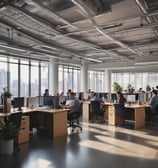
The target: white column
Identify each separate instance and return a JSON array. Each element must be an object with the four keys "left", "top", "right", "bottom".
[
  {"left": 104, "top": 69, "right": 112, "bottom": 92},
  {"left": 80, "top": 61, "right": 88, "bottom": 92},
  {"left": 49, "top": 58, "right": 59, "bottom": 95}
]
